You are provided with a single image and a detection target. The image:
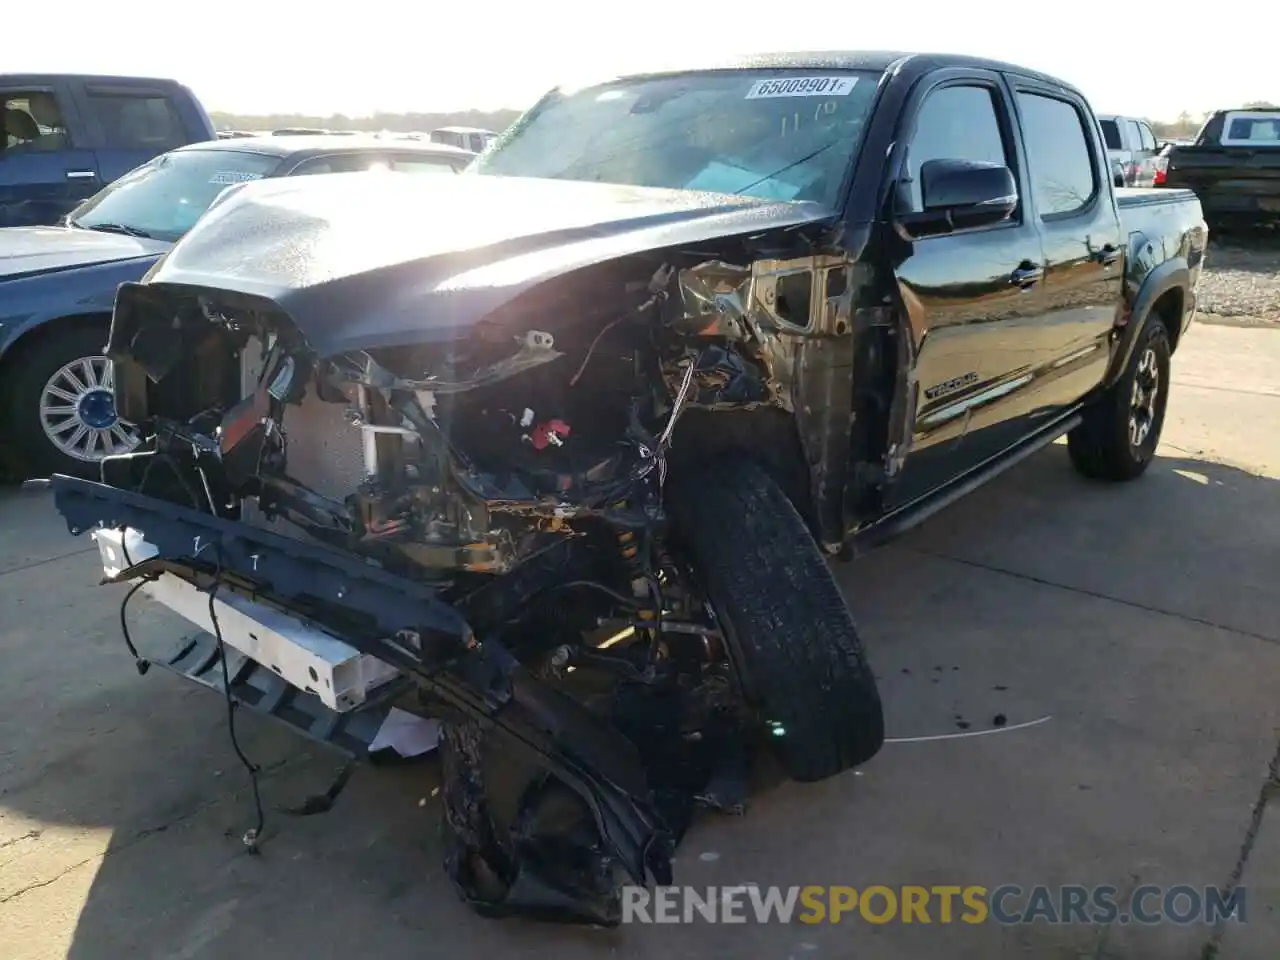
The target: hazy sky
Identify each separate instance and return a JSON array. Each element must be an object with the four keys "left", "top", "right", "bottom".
[{"left": 9, "top": 2, "right": 1273, "bottom": 121}]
